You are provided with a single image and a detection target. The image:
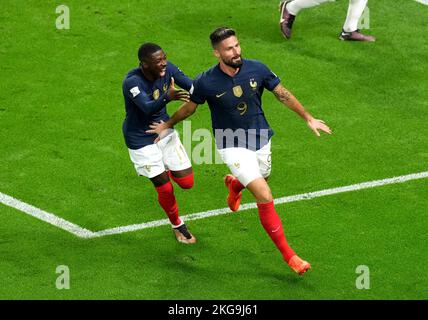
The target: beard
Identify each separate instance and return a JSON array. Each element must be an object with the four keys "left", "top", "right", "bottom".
[{"left": 223, "top": 55, "right": 243, "bottom": 69}]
